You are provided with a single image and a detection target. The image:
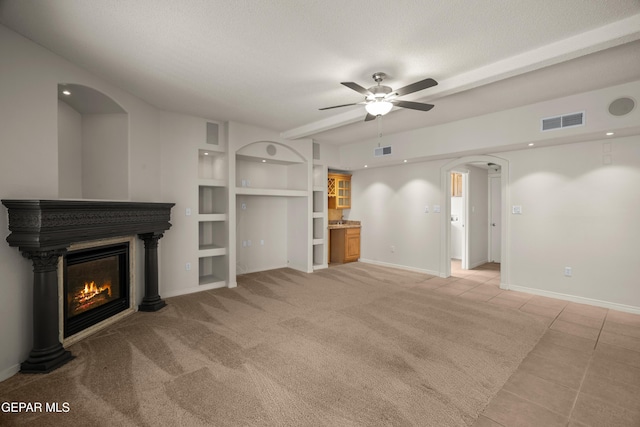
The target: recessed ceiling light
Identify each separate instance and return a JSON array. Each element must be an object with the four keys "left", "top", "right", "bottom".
[
  {"left": 203, "top": 152, "right": 209, "bottom": 156},
  {"left": 62, "top": 90, "right": 71, "bottom": 96},
  {"left": 403, "top": 160, "right": 407, "bottom": 163},
  {"left": 262, "top": 159, "right": 266, "bottom": 163},
  {"left": 606, "top": 132, "right": 615, "bottom": 136},
  {"left": 364, "top": 165, "right": 368, "bottom": 168},
  {"left": 528, "top": 143, "right": 535, "bottom": 146}
]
